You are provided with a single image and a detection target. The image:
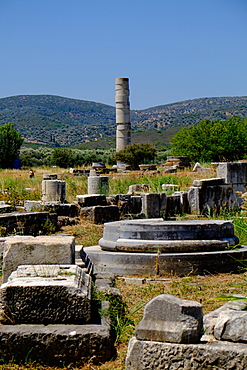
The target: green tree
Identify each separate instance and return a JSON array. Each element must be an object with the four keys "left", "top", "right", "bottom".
[
  {"left": 170, "top": 117, "right": 247, "bottom": 162},
  {"left": 51, "top": 147, "right": 74, "bottom": 168},
  {"left": 115, "top": 143, "right": 156, "bottom": 169},
  {"left": 0, "top": 123, "right": 23, "bottom": 168}
]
